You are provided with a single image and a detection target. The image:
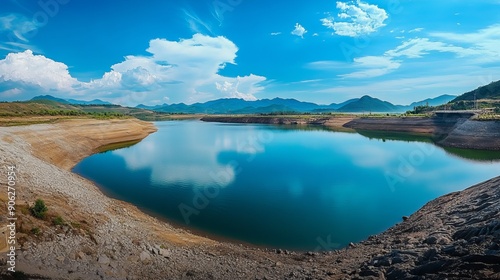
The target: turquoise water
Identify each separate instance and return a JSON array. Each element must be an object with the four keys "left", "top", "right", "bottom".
[{"left": 73, "top": 121, "right": 500, "bottom": 251}]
